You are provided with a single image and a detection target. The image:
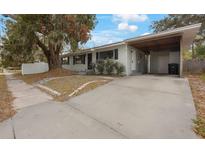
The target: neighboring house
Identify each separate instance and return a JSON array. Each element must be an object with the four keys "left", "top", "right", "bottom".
[{"left": 61, "top": 24, "right": 201, "bottom": 77}]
